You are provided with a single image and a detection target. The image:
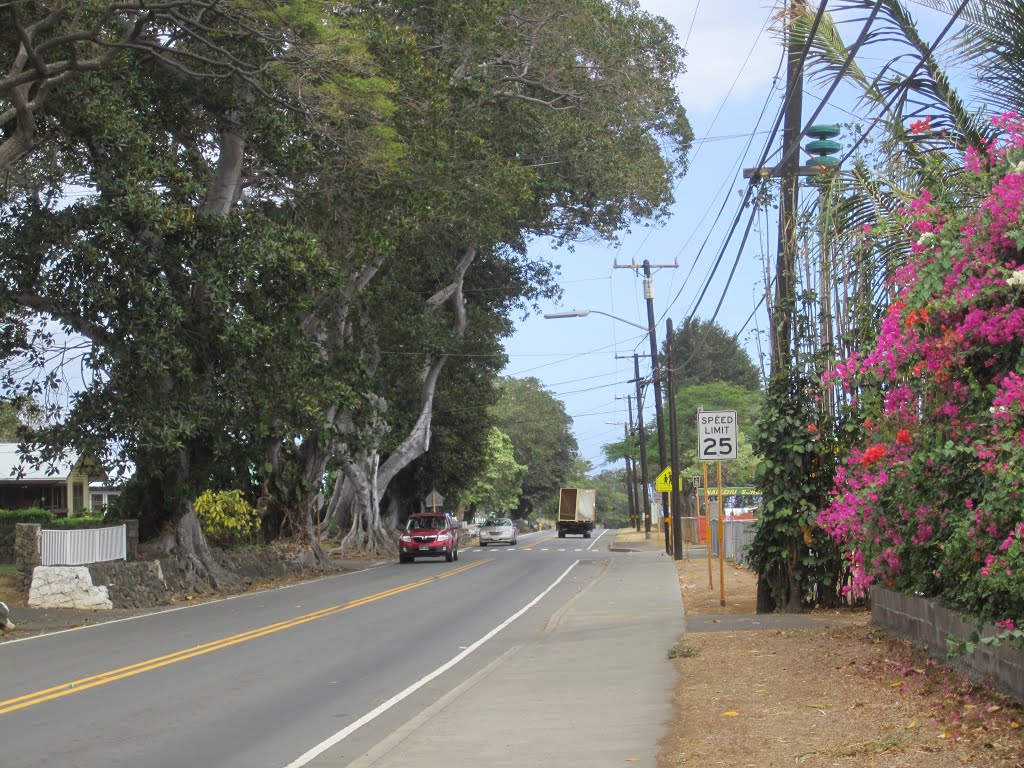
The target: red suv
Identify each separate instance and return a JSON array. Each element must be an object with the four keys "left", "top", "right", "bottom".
[{"left": 398, "top": 512, "right": 461, "bottom": 563}]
